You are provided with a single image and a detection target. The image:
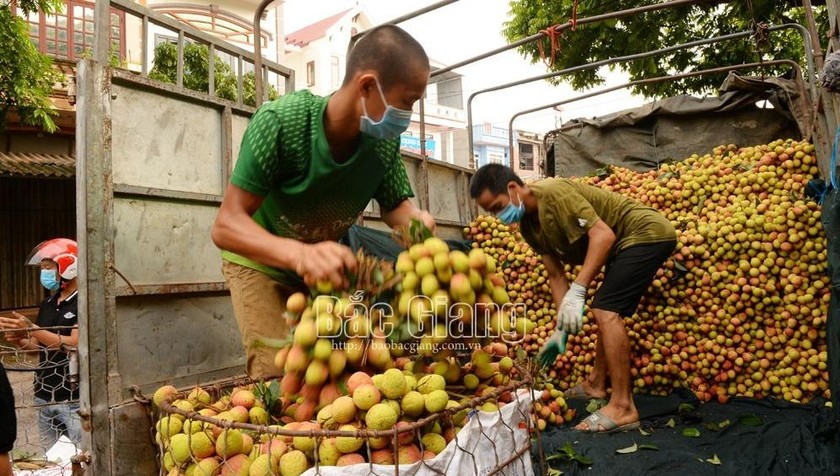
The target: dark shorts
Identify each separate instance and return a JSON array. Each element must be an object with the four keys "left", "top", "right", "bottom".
[
  {"left": 592, "top": 240, "right": 677, "bottom": 317},
  {"left": 0, "top": 362, "right": 16, "bottom": 453}
]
